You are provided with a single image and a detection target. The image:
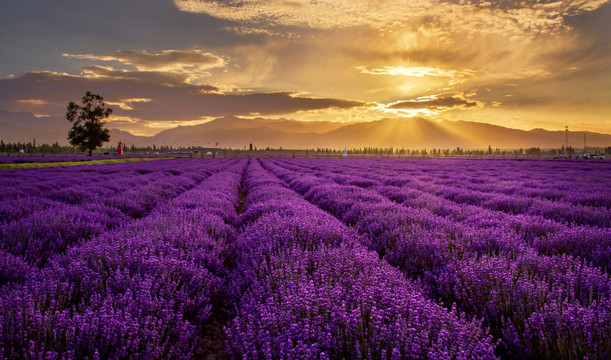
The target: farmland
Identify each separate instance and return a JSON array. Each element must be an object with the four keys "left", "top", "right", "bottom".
[{"left": 0, "top": 158, "right": 609, "bottom": 359}]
